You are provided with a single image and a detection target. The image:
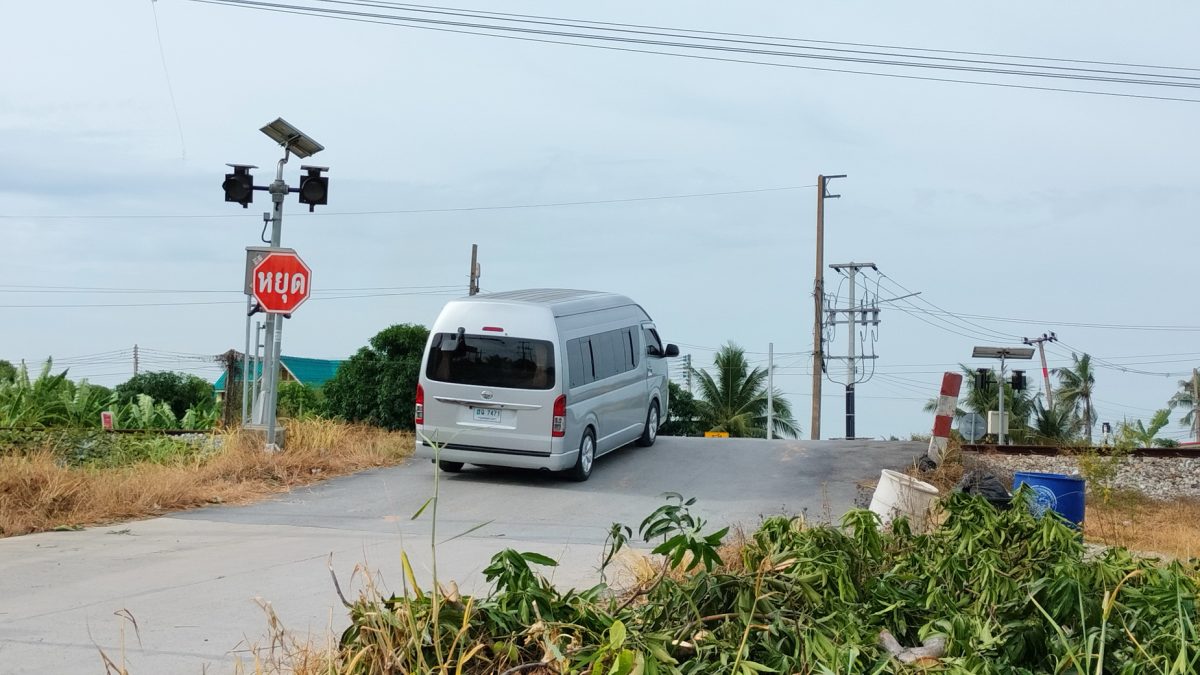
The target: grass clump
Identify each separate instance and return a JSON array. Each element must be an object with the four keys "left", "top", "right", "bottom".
[{"left": 275, "top": 488, "right": 1199, "bottom": 674}]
